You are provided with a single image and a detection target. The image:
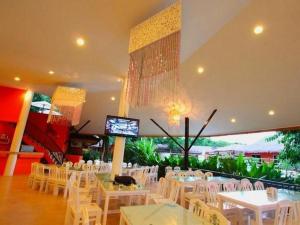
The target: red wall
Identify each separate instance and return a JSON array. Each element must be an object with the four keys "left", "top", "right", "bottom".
[
  {"left": 0, "top": 122, "right": 16, "bottom": 151},
  {"left": 0, "top": 86, "right": 25, "bottom": 123},
  {"left": 0, "top": 86, "right": 25, "bottom": 152},
  {"left": 27, "top": 112, "right": 70, "bottom": 152}
]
